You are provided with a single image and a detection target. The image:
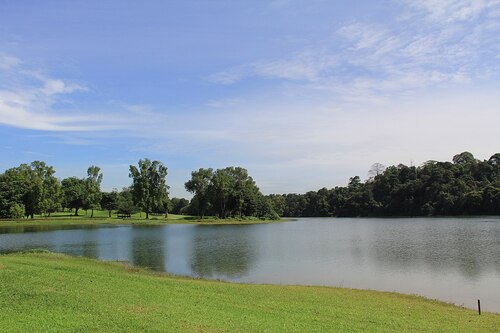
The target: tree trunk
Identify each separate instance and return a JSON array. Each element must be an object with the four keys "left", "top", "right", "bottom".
[
  {"left": 75, "top": 208, "right": 79, "bottom": 216},
  {"left": 30, "top": 213, "right": 34, "bottom": 219},
  {"left": 91, "top": 208, "right": 94, "bottom": 218},
  {"left": 108, "top": 210, "right": 112, "bottom": 218},
  {"left": 146, "top": 211, "right": 149, "bottom": 219}
]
